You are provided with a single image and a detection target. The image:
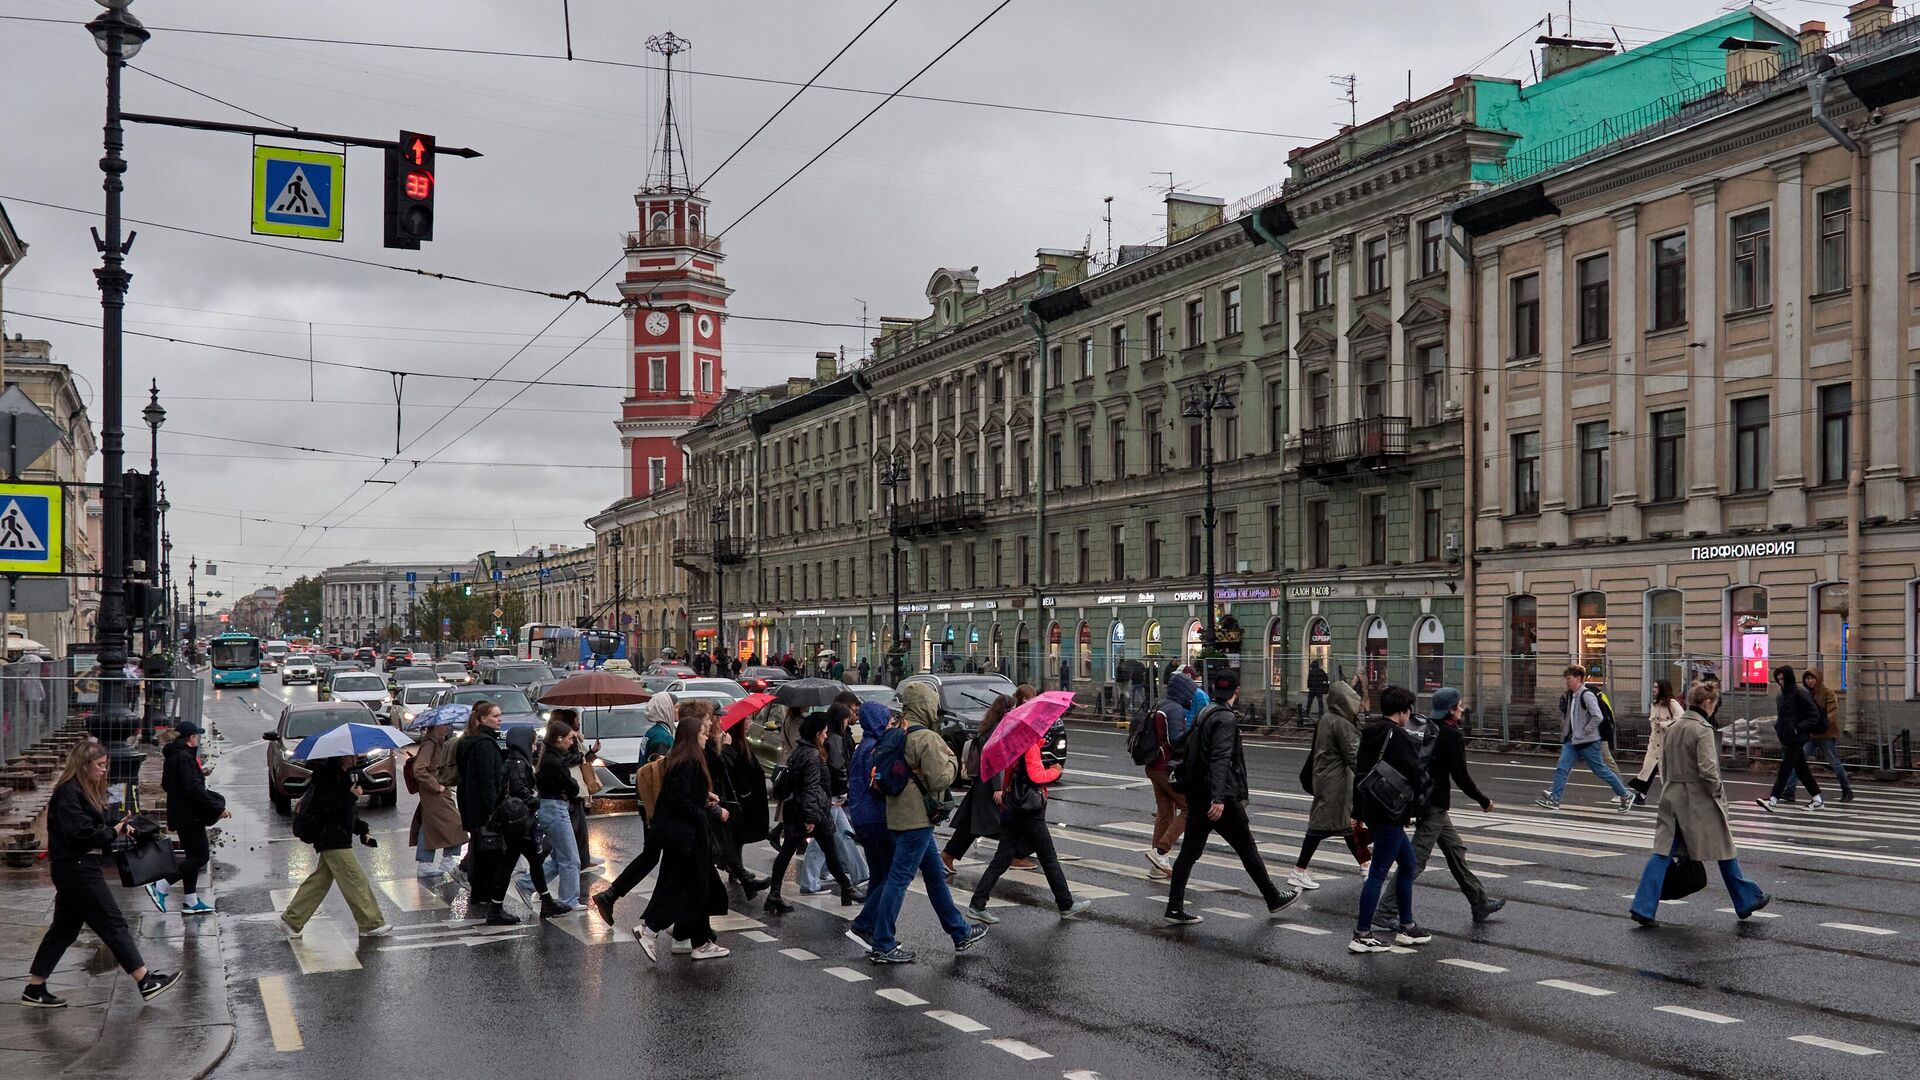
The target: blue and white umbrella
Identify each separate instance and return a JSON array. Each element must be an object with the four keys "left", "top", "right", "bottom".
[
  {"left": 289, "top": 722, "right": 415, "bottom": 761},
  {"left": 405, "top": 702, "right": 472, "bottom": 731}
]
